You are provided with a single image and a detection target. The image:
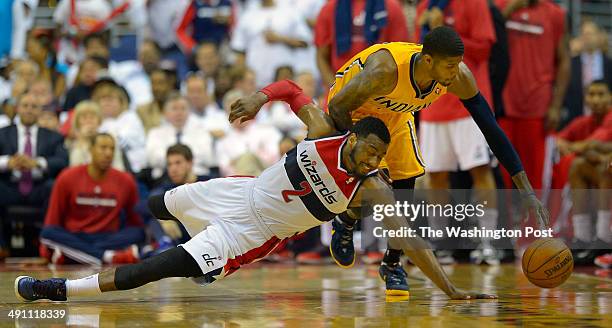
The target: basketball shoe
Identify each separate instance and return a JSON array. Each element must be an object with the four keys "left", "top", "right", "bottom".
[
  {"left": 15, "top": 276, "right": 67, "bottom": 302},
  {"left": 379, "top": 263, "right": 410, "bottom": 296},
  {"left": 330, "top": 217, "right": 355, "bottom": 268}
]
